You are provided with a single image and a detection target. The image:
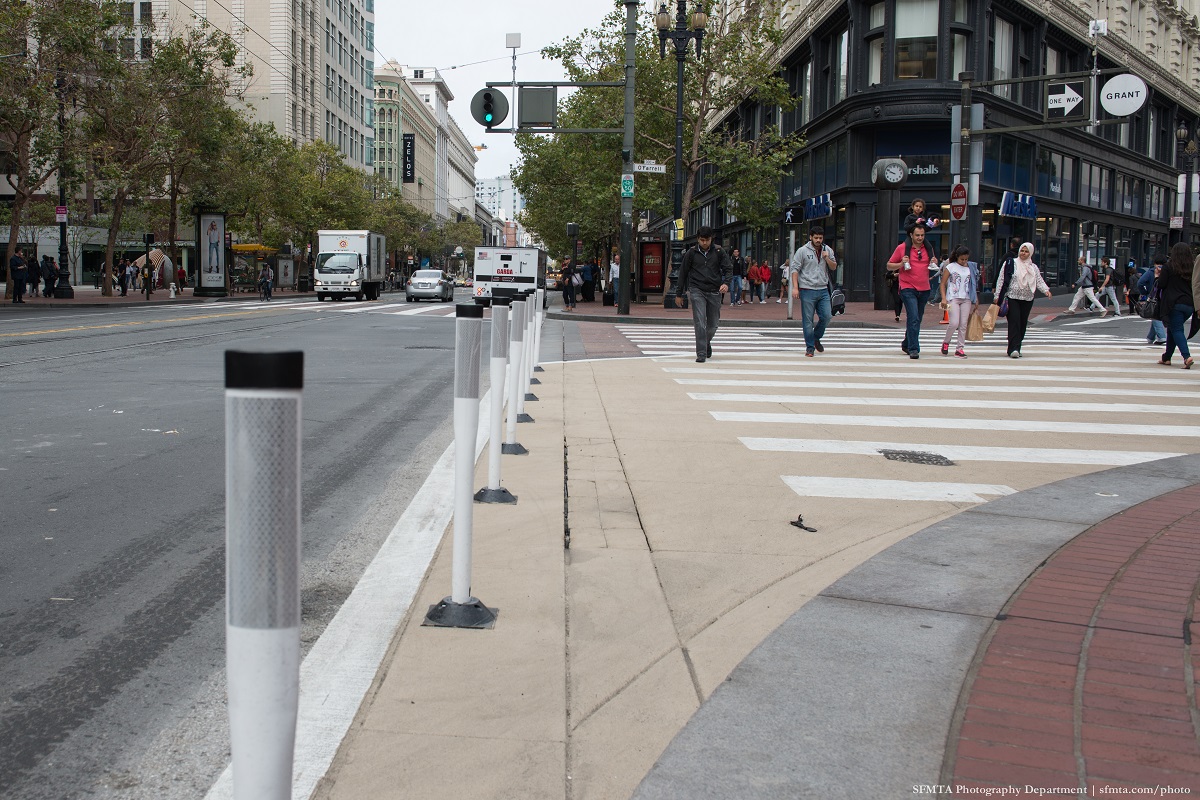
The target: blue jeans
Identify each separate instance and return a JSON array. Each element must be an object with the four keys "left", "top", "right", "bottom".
[
  {"left": 1164, "top": 304, "right": 1194, "bottom": 361},
  {"left": 1147, "top": 319, "right": 1166, "bottom": 342},
  {"left": 799, "top": 288, "right": 832, "bottom": 352},
  {"left": 728, "top": 275, "right": 742, "bottom": 303},
  {"left": 899, "top": 288, "right": 929, "bottom": 353}
]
